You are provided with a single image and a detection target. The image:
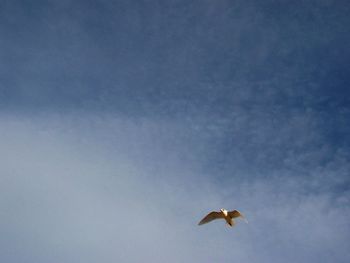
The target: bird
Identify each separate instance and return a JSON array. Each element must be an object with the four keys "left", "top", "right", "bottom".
[{"left": 198, "top": 208, "right": 248, "bottom": 227}]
